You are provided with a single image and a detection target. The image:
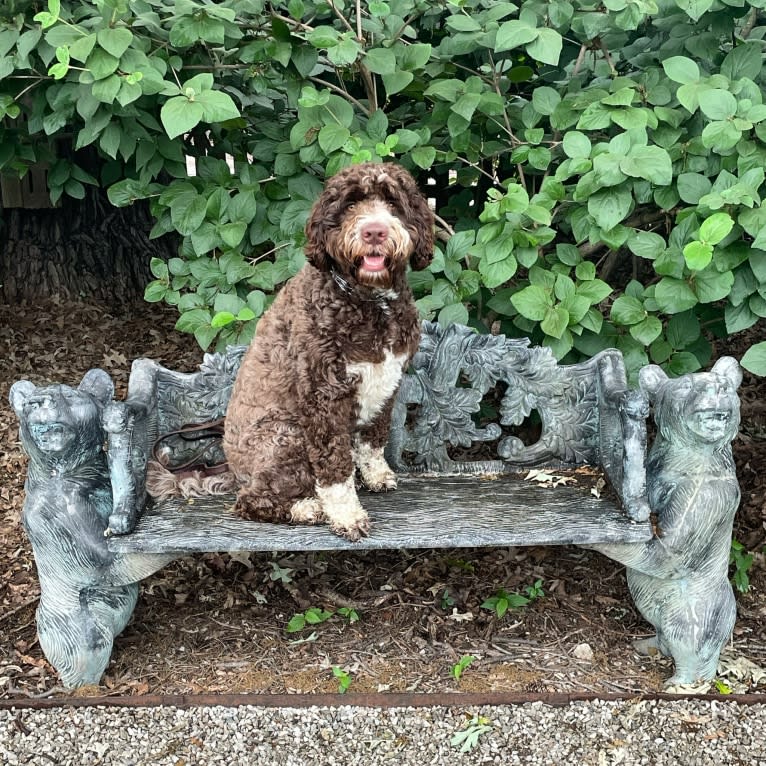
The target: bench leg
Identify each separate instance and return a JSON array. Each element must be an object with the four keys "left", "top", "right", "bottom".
[
  {"left": 625, "top": 569, "right": 736, "bottom": 687},
  {"left": 33, "top": 551, "right": 175, "bottom": 688},
  {"left": 592, "top": 357, "right": 742, "bottom": 689},
  {"left": 35, "top": 580, "right": 139, "bottom": 688}
]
